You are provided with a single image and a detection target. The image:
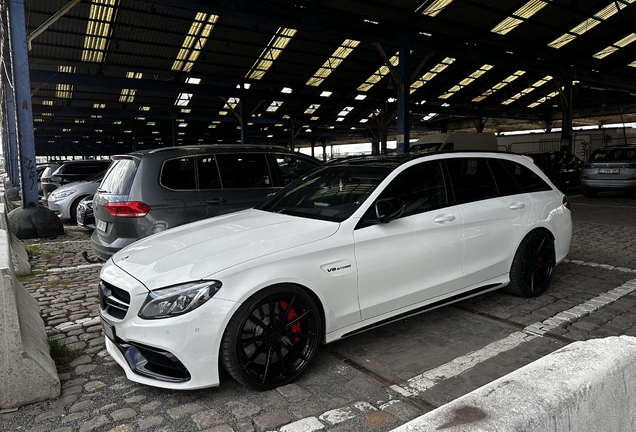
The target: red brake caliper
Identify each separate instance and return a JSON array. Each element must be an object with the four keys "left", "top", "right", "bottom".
[
  {"left": 537, "top": 256, "right": 543, "bottom": 268},
  {"left": 279, "top": 300, "right": 301, "bottom": 345}
]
